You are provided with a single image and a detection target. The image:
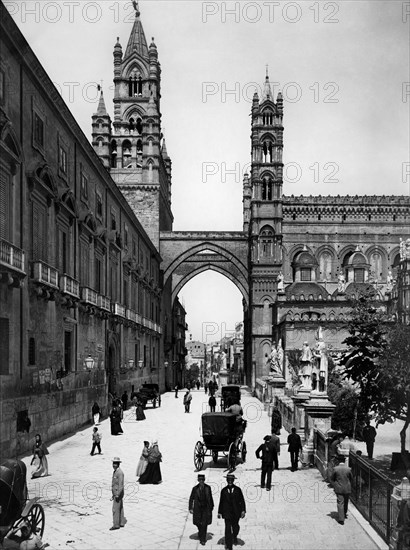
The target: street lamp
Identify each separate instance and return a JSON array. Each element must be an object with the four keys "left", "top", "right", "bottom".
[
  {"left": 128, "top": 359, "right": 135, "bottom": 369},
  {"left": 84, "top": 354, "right": 95, "bottom": 370},
  {"left": 138, "top": 360, "right": 143, "bottom": 369},
  {"left": 164, "top": 361, "right": 169, "bottom": 369}
]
